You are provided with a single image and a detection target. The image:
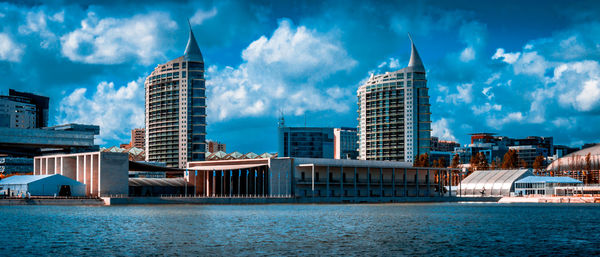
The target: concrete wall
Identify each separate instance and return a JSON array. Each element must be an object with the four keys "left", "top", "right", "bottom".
[
  {"left": 269, "top": 158, "right": 293, "bottom": 196},
  {"left": 34, "top": 152, "right": 129, "bottom": 197}
]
